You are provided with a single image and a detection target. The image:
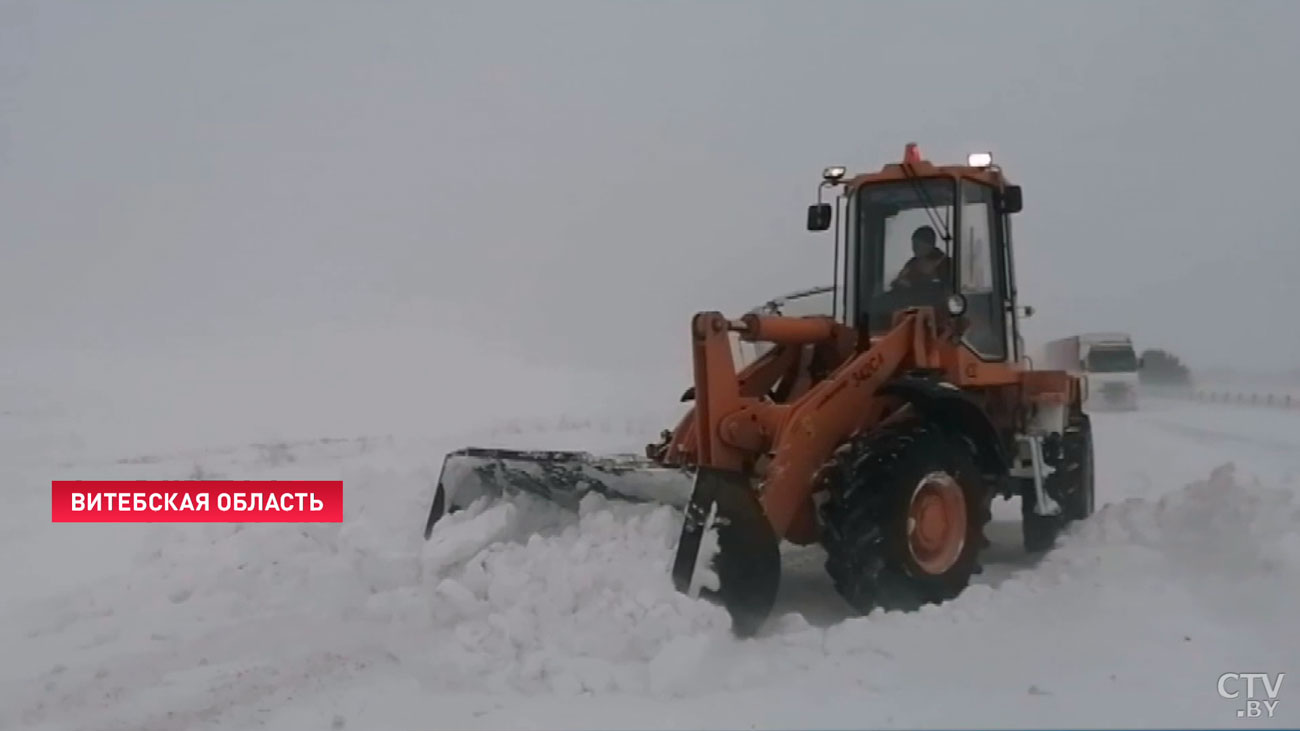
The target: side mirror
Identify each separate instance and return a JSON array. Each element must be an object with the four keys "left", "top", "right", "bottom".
[
  {"left": 807, "top": 203, "right": 832, "bottom": 231},
  {"left": 1138, "top": 357, "right": 1145, "bottom": 369},
  {"left": 997, "top": 185, "right": 1023, "bottom": 215}
]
